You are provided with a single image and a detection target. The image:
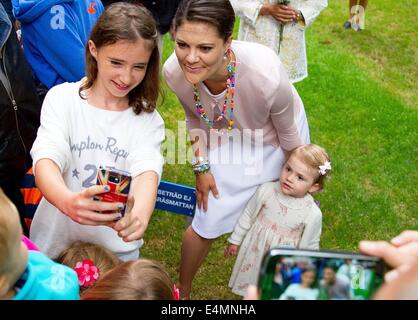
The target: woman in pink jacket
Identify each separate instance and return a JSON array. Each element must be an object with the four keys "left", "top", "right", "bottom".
[{"left": 163, "top": 0, "right": 310, "bottom": 299}]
